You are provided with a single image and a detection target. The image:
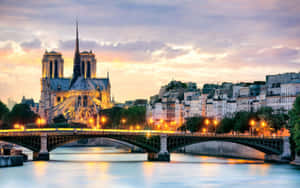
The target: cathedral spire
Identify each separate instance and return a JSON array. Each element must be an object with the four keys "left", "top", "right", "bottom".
[{"left": 70, "top": 19, "right": 82, "bottom": 88}]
